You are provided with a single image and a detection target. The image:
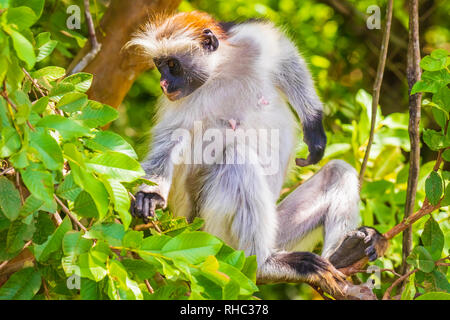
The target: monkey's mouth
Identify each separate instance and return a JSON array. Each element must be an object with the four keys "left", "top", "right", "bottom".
[{"left": 165, "top": 90, "right": 182, "bottom": 101}]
